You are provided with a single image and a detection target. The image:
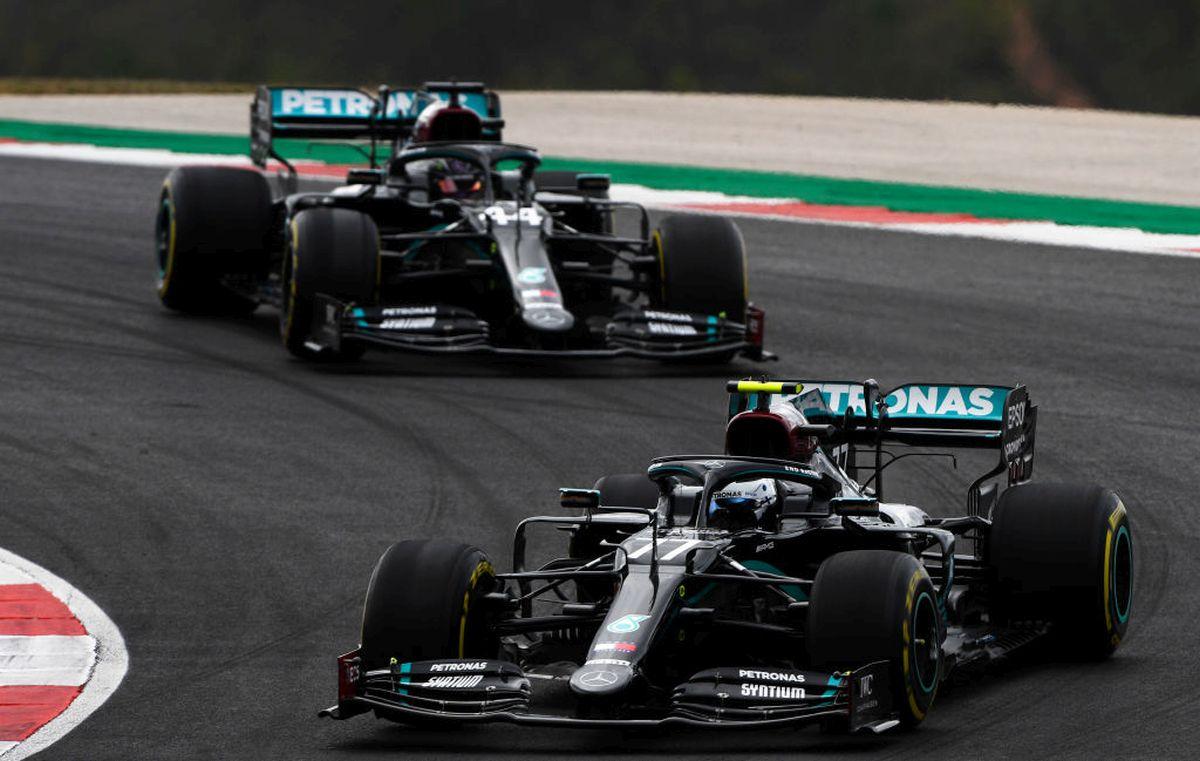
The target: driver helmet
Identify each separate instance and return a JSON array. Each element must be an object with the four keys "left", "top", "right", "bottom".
[
  {"left": 413, "top": 100, "right": 483, "bottom": 143},
  {"left": 707, "top": 478, "right": 775, "bottom": 531},
  {"left": 427, "top": 158, "right": 484, "bottom": 200}
]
